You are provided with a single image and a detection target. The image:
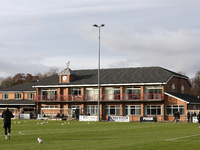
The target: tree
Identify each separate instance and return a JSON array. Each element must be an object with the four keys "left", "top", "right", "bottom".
[
  {"left": 47, "top": 67, "right": 59, "bottom": 77},
  {"left": 0, "top": 76, "right": 13, "bottom": 89},
  {"left": 12, "top": 73, "right": 25, "bottom": 85},
  {"left": 191, "top": 70, "right": 200, "bottom": 98}
]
